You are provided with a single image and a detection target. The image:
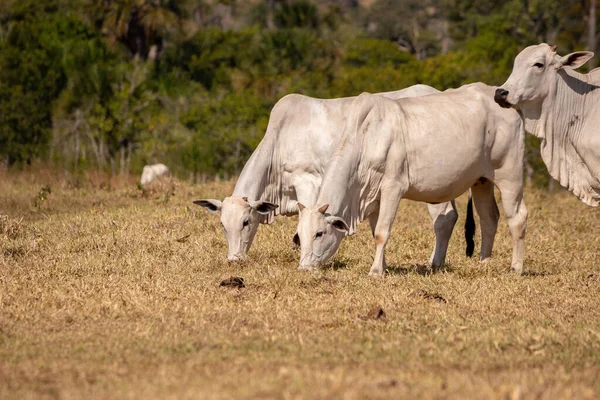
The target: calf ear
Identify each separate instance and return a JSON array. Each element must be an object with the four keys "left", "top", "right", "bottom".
[
  {"left": 326, "top": 216, "right": 349, "bottom": 233},
  {"left": 559, "top": 51, "right": 594, "bottom": 70},
  {"left": 292, "top": 232, "right": 300, "bottom": 248},
  {"left": 250, "top": 200, "right": 278, "bottom": 215},
  {"left": 193, "top": 199, "right": 222, "bottom": 214}
]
